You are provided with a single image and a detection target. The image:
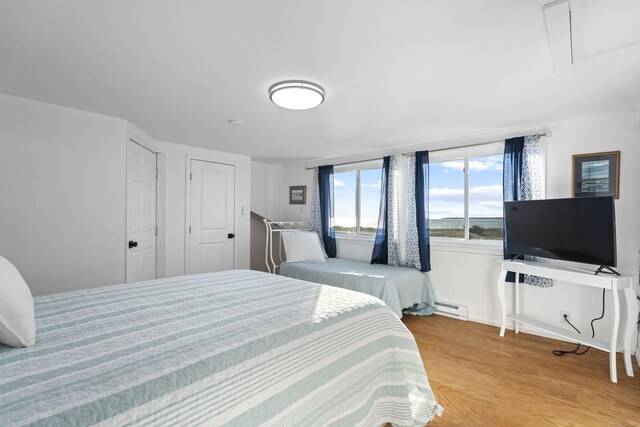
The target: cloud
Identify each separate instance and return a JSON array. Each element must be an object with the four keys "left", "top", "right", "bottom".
[
  {"left": 363, "top": 179, "right": 381, "bottom": 188},
  {"left": 468, "top": 157, "right": 502, "bottom": 171},
  {"left": 429, "top": 187, "right": 464, "bottom": 196},
  {"left": 469, "top": 184, "right": 502, "bottom": 196},
  {"left": 437, "top": 157, "right": 503, "bottom": 172},
  {"left": 429, "top": 185, "right": 503, "bottom": 218},
  {"left": 439, "top": 160, "right": 464, "bottom": 172},
  {"left": 334, "top": 177, "right": 346, "bottom": 187}
]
